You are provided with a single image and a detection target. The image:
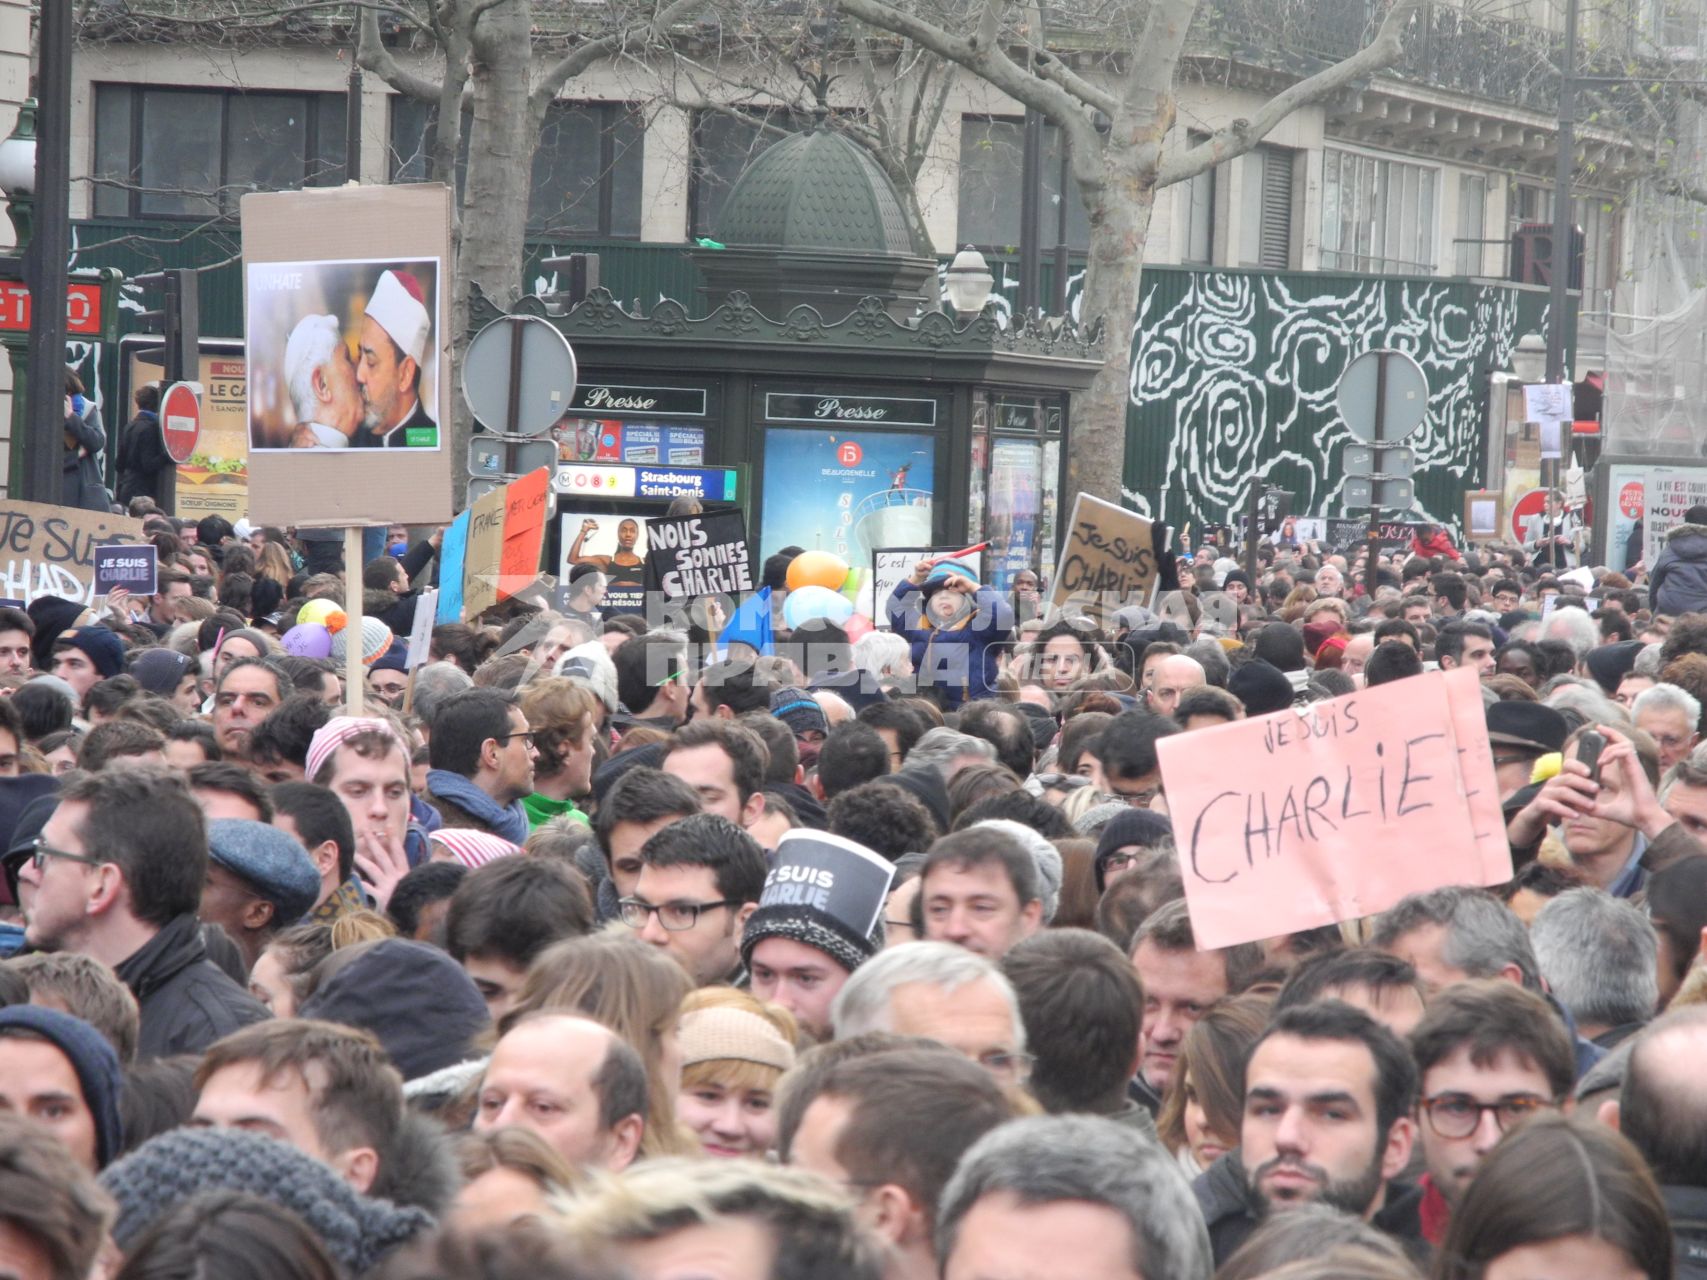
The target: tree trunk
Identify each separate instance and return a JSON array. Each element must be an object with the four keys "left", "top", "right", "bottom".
[
  {"left": 1066, "top": 122, "right": 1161, "bottom": 509},
  {"left": 453, "top": 0, "right": 536, "bottom": 492}
]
